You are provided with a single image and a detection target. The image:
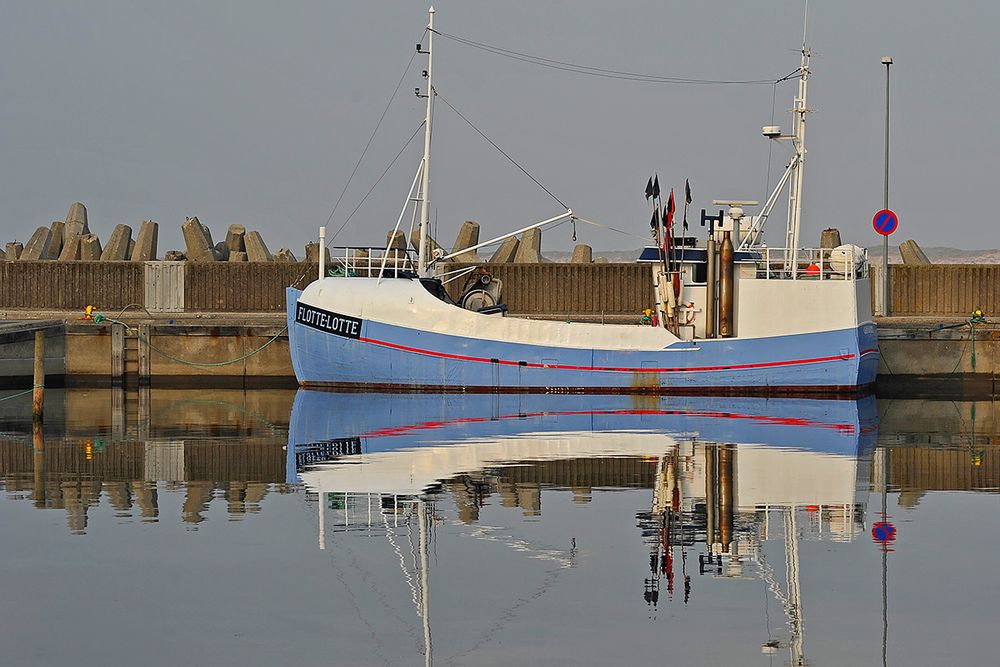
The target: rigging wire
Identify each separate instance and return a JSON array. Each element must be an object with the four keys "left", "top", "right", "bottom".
[
  {"left": 328, "top": 122, "right": 425, "bottom": 244},
  {"left": 321, "top": 30, "right": 425, "bottom": 236},
  {"left": 434, "top": 29, "right": 799, "bottom": 86},
  {"left": 435, "top": 90, "right": 569, "bottom": 210}
]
